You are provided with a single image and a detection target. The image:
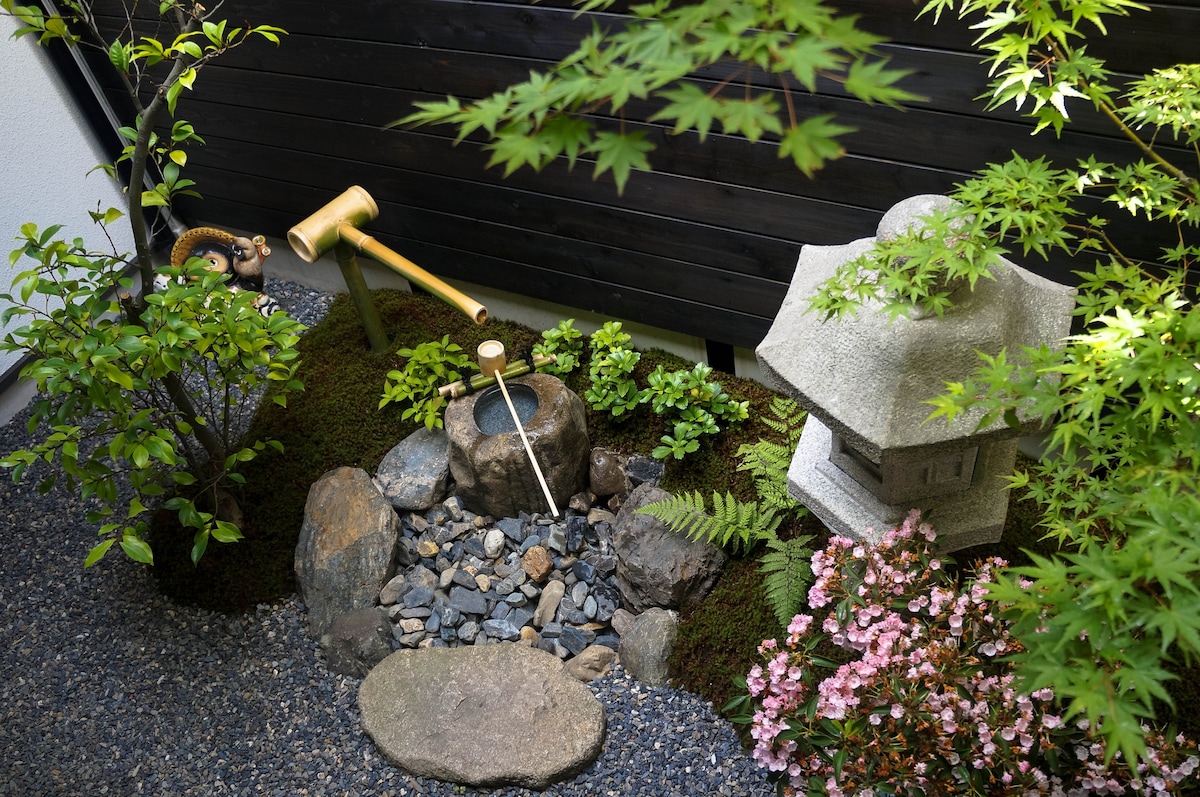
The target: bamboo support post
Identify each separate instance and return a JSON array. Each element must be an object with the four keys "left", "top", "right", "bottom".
[{"left": 333, "top": 240, "right": 390, "bottom": 355}]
